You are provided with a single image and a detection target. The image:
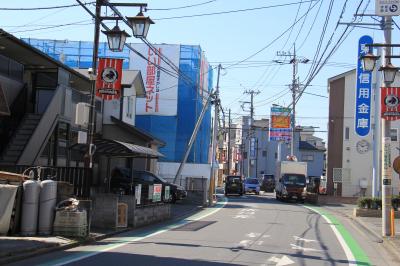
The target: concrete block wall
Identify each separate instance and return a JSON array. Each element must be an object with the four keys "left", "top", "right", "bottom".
[
  {"left": 91, "top": 194, "right": 118, "bottom": 229},
  {"left": 134, "top": 204, "right": 171, "bottom": 228}
]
